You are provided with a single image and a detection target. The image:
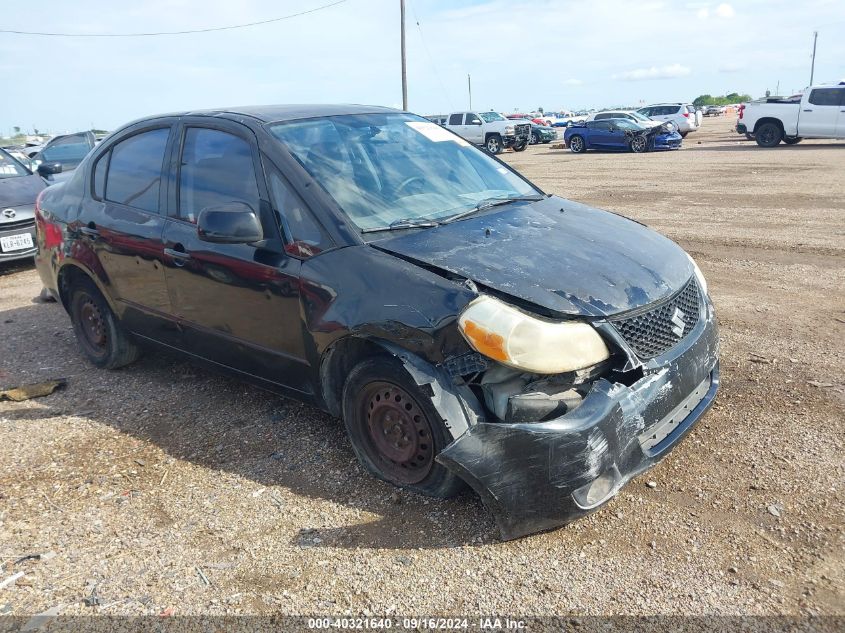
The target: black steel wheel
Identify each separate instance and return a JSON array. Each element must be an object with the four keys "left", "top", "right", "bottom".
[
  {"left": 342, "top": 356, "right": 464, "bottom": 497},
  {"left": 69, "top": 278, "right": 140, "bottom": 369}
]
